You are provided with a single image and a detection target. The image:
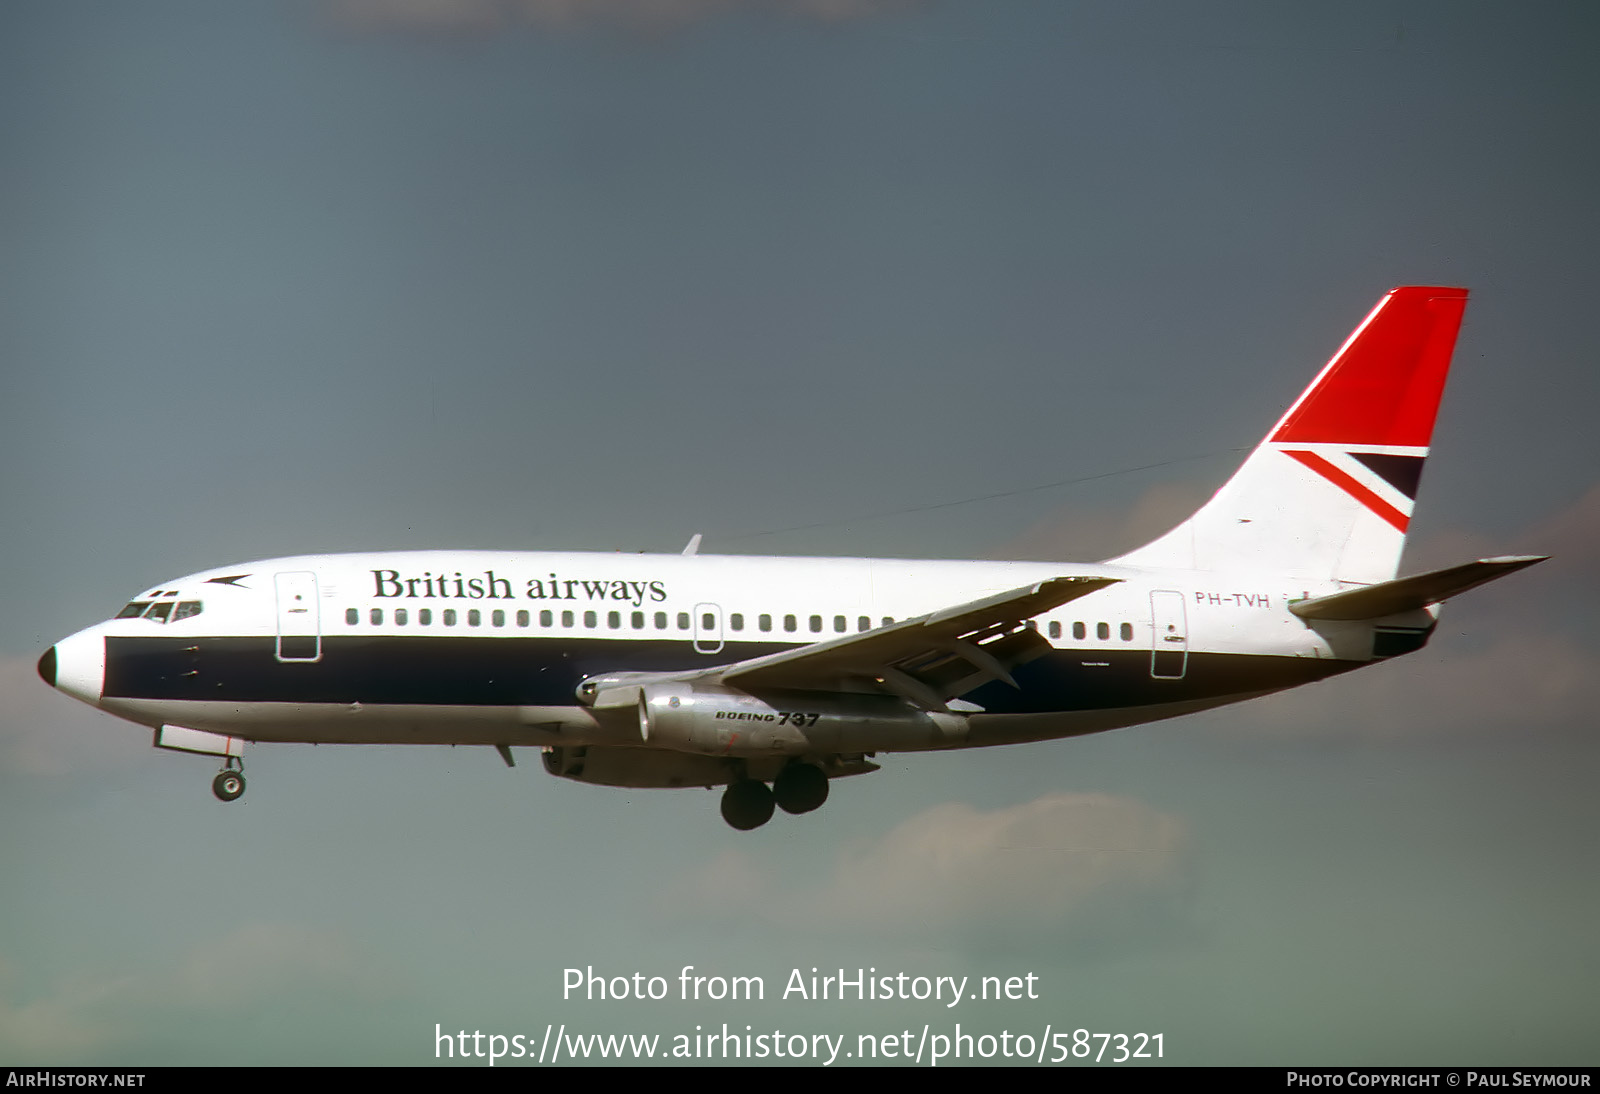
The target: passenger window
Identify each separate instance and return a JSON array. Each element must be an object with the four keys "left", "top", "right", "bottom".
[
  {"left": 834, "top": 615, "right": 846, "bottom": 633},
  {"left": 345, "top": 608, "right": 359, "bottom": 626},
  {"left": 1026, "top": 619, "right": 1038, "bottom": 631},
  {"left": 1049, "top": 621, "right": 1061, "bottom": 639},
  {"left": 443, "top": 609, "right": 457, "bottom": 626},
  {"left": 492, "top": 609, "right": 505, "bottom": 627},
  {"left": 1097, "top": 622, "right": 1110, "bottom": 640},
  {"left": 882, "top": 617, "right": 894, "bottom": 627},
  {"left": 538, "top": 610, "right": 551, "bottom": 626},
  {"left": 655, "top": 612, "right": 667, "bottom": 629},
  {"left": 517, "top": 610, "right": 530, "bottom": 627},
  {"left": 419, "top": 609, "right": 432, "bottom": 625},
  {"left": 605, "top": 611, "right": 618, "bottom": 629},
  {"left": 702, "top": 612, "right": 715, "bottom": 631},
  {"left": 730, "top": 613, "right": 744, "bottom": 631},
  {"left": 784, "top": 614, "right": 797, "bottom": 633},
  {"left": 677, "top": 612, "right": 690, "bottom": 630},
  {"left": 1073, "top": 622, "right": 1086, "bottom": 640},
  {"left": 809, "top": 615, "right": 822, "bottom": 633},
  {"left": 468, "top": 609, "right": 481, "bottom": 626},
  {"left": 562, "top": 611, "right": 574, "bottom": 627},
  {"left": 632, "top": 611, "right": 645, "bottom": 629},
  {"left": 370, "top": 608, "right": 383, "bottom": 625},
  {"left": 584, "top": 611, "right": 597, "bottom": 628},
  {"left": 1121, "top": 622, "right": 1133, "bottom": 641},
  {"left": 759, "top": 614, "right": 772, "bottom": 632},
  {"left": 859, "top": 616, "right": 870, "bottom": 632},
  {"left": 395, "top": 608, "right": 407, "bottom": 626}
]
